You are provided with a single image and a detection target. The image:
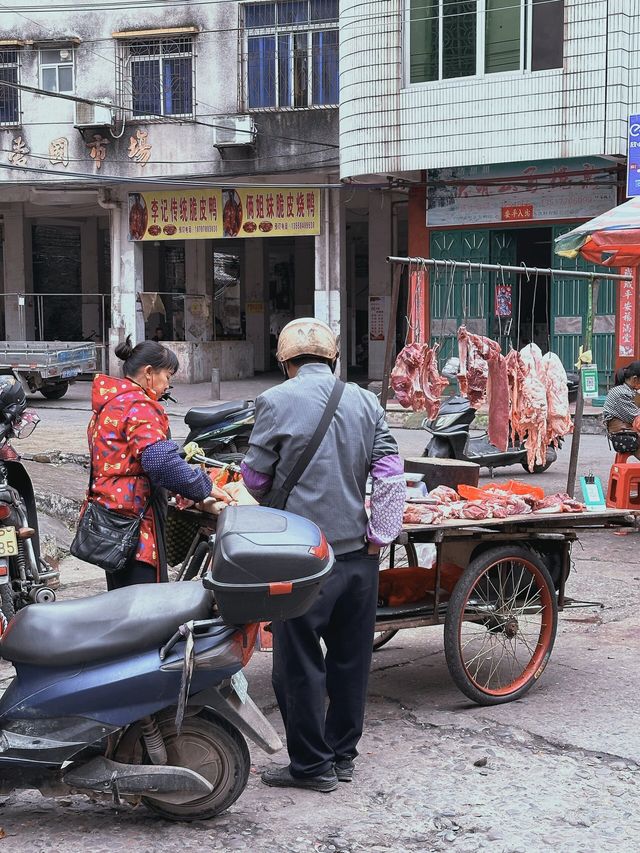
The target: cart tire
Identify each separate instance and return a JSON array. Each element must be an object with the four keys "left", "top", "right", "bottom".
[
  {"left": 373, "top": 541, "right": 420, "bottom": 652},
  {"left": 372, "top": 629, "right": 398, "bottom": 651},
  {"left": 444, "top": 545, "right": 557, "bottom": 705},
  {"left": 40, "top": 382, "right": 69, "bottom": 400}
]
